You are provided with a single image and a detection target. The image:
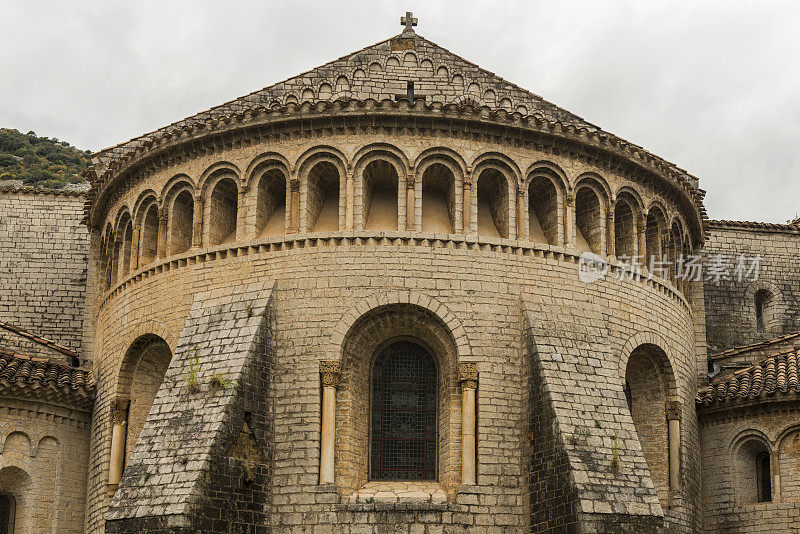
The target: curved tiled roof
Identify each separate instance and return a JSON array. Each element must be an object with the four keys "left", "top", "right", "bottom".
[
  {"left": 0, "top": 350, "right": 94, "bottom": 411},
  {"left": 697, "top": 349, "right": 800, "bottom": 407}
]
